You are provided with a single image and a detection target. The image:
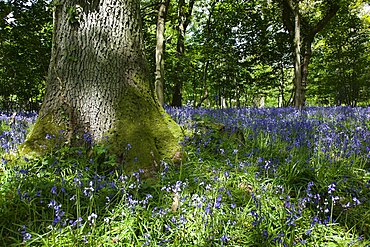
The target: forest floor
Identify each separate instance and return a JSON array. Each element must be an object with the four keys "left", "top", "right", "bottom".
[{"left": 0, "top": 106, "right": 369, "bottom": 246}]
